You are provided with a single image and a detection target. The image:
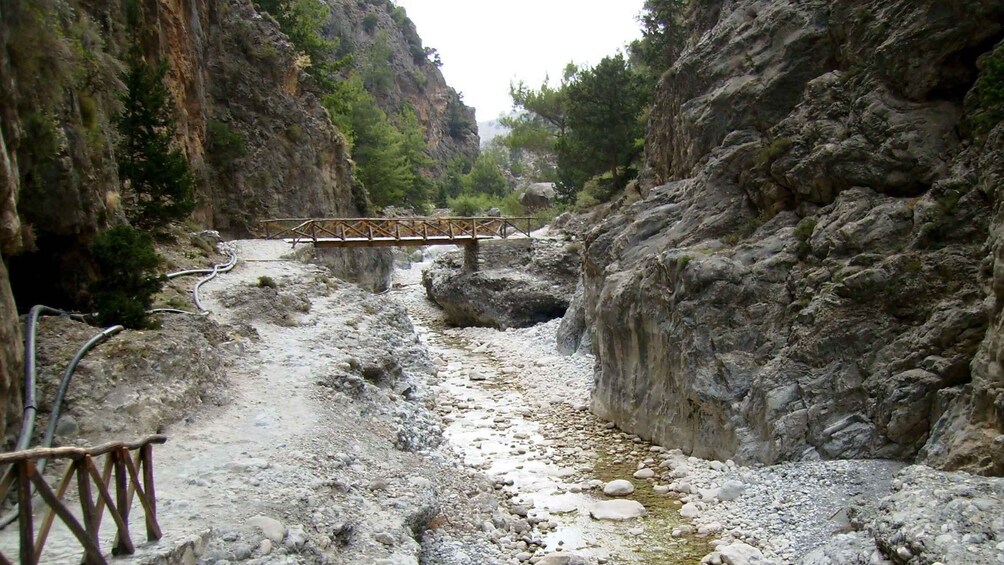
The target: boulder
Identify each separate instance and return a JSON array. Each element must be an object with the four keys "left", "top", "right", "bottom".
[
  {"left": 588, "top": 500, "right": 647, "bottom": 521},
  {"left": 602, "top": 479, "right": 636, "bottom": 496},
  {"left": 422, "top": 239, "right": 580, "bottom": 329},
  {"left": 519, "top": 183, "right": 557, "bottom": 209}
]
